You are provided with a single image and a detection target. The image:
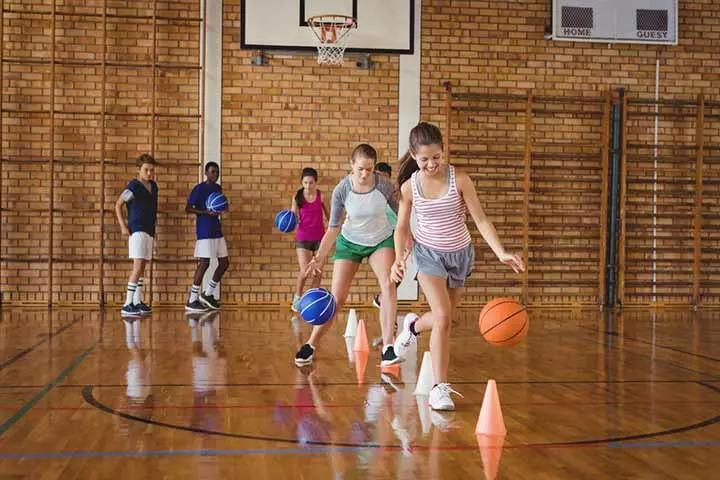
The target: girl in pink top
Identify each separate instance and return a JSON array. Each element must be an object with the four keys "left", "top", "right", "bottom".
[
  {"left": 390, "top": 122, "right": 525, "bottom": 412},
  {"left": 290, "top": 167, "right": 329, "bottom": 311}
]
